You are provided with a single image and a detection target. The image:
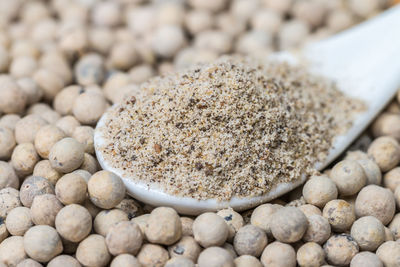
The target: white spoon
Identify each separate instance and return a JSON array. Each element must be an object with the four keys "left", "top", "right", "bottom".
[{"left": 95, "top": 5, "right": 400, "bottom": 215}]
